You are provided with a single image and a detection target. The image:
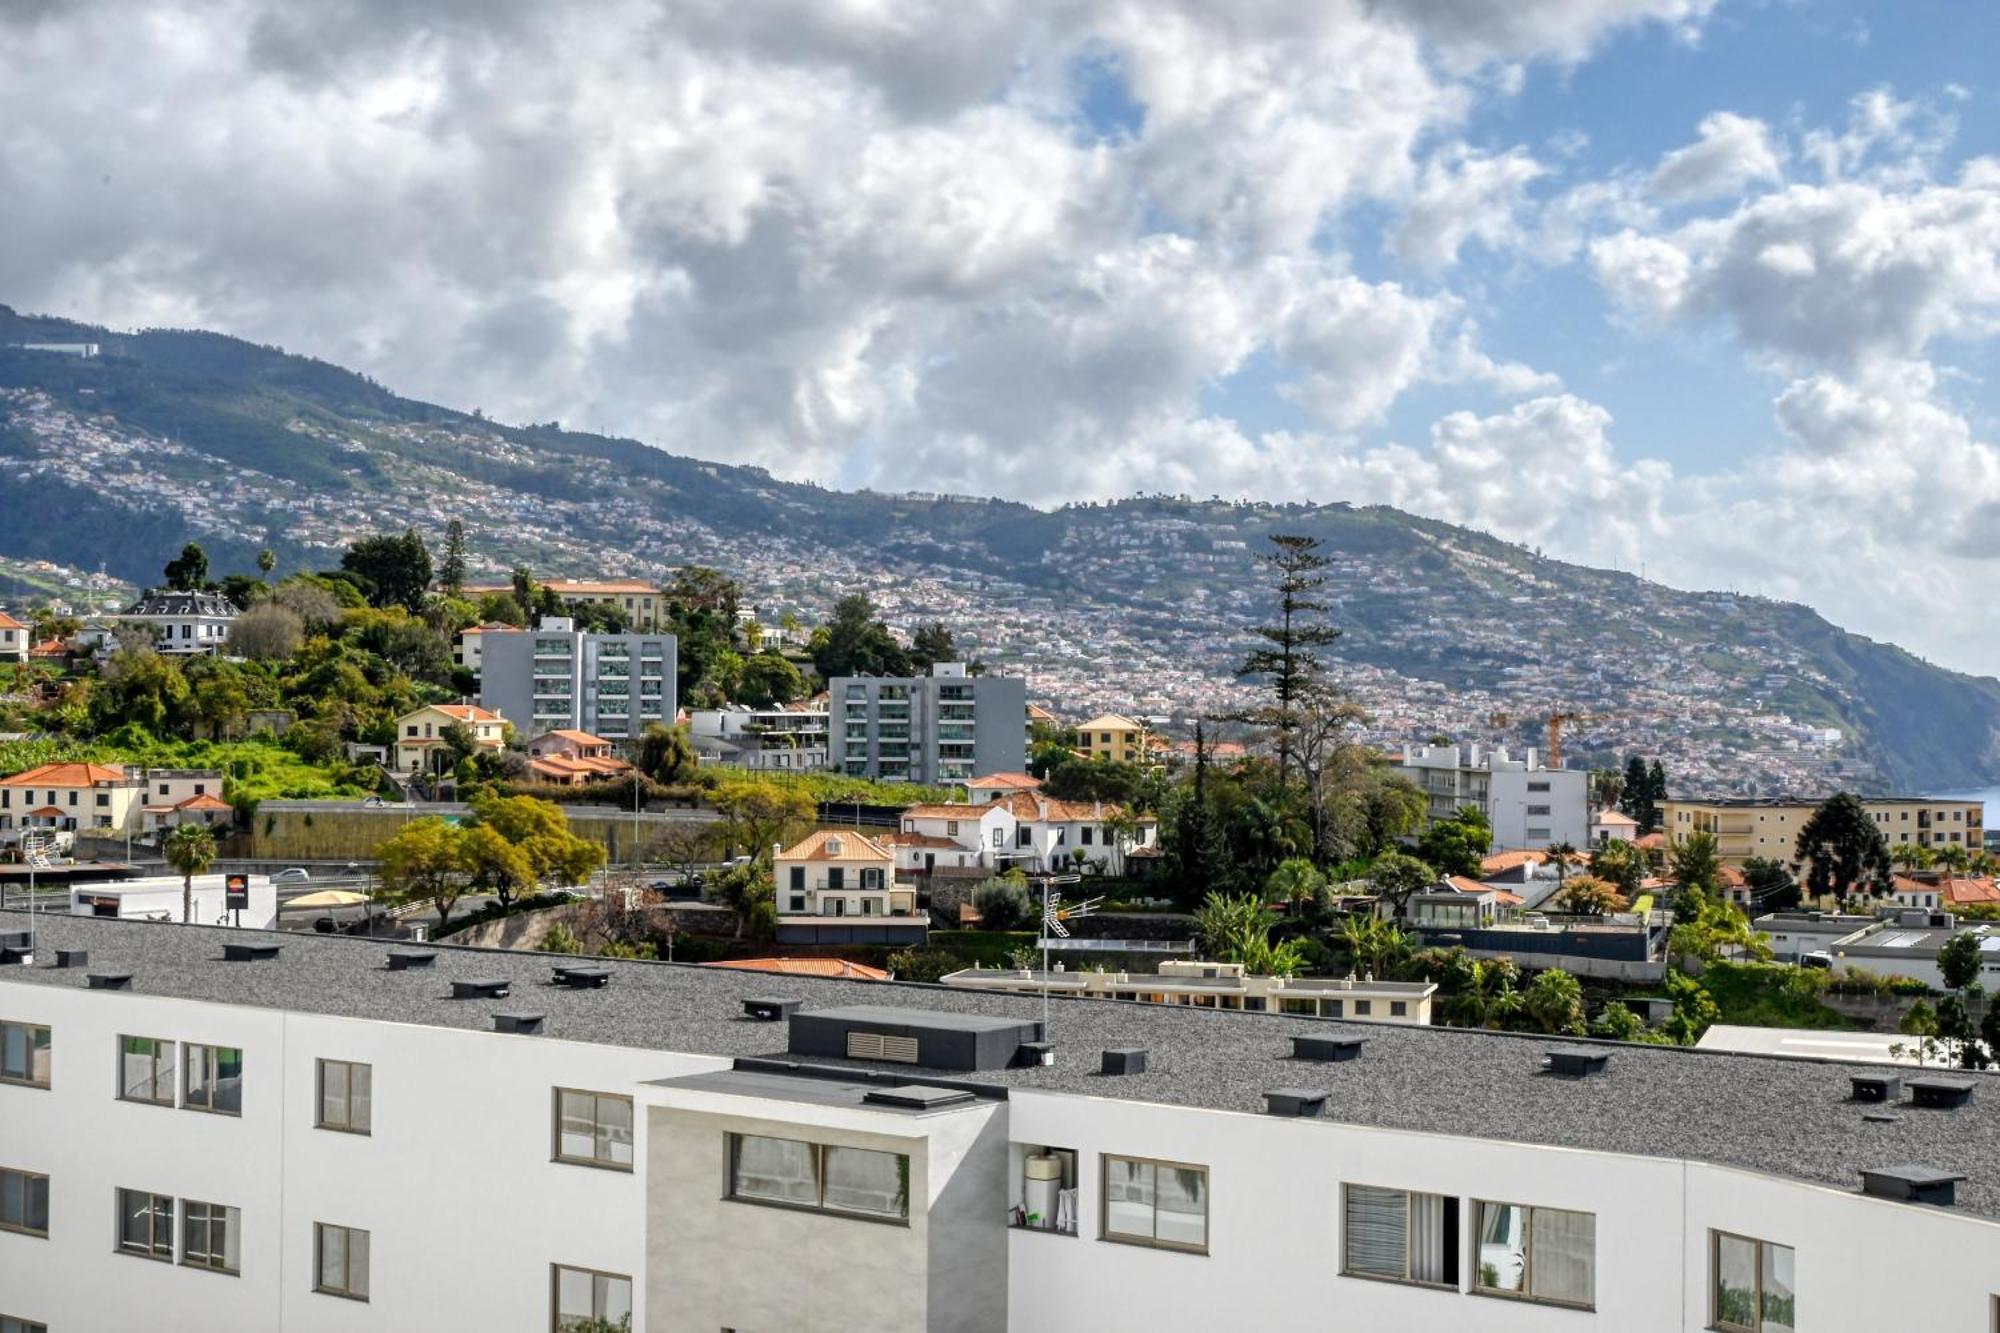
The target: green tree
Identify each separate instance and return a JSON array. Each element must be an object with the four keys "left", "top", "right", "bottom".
[
  {"left": 1668, "top": 897, "right": 1773, "bottom": 967},
  {"left": 1657, "top": 969, "right": 1720, "bottom": 1044},
  {"left": 1741, "top": 856, "right": 1799, "bottom": 913},
  {"left": 257, "top": 548, "right": 276, "bottom": 578},
  {"left": 438, "top": 519, "right": 468, "bottom": 598},
  {"left": 972, "top": 877, "right": 1034, "bottom": 931},
  {"left": 1590, "top": 1001, "right": 1645, "bottom": 1042},
  {"left": 1556, "top": 875, "right": 1625, "bottom": 916},
  {"left": 1169, "top": 724, "right": 1228, "bottom": 905},
  {"left": 1938, "top": 931, "right": 1984, "bottom": 993},
  {"left": 461, "top": 823, "right": 535, "bottom": 906},
  {"left": 1590, "top": 838, "right": 1647, "bottom": 900},
  {"left": 1416, "top": 807, "right": 1489, "bottom": 878},
  {"left": 164, "top": 822, "right": 217, "bottom": 926},
  {"left": 1898, "top": 999, "right": 1942, "bottom": 1067},
  {"left": 1264, "top": 857, "right": 1328, "bottom": 912},
  {"left": 1794, "top": 792, "right": 1892, "bottom": 905},
  {"left": 1616, "top": 754, "right": 1666, "bottom": 830},
  {"left": 341, "top": 530, "right": 433, "bottom": 612},
  {"left": 813, "top": 593, "right": 910, "bottom": 679},
  {"left": 1589, "top": 767, "right": 1624, "bottom": 812},
  {"left": 226, "top": 602, "right": 304, "bottom": 661},
  {"left": 1519, "top": 968, "right": 1586, "bottom": 1035},
  {"left": 909, "top": 621, "right": 958, "bottom": 671},
  {"left": 163, "top": 541, "right": 209, "bottom": 591},
  {"left": 1367, "top": 850, "right": 1437, "bottom": 920},
  {"left": 737, "top": 652, "right": 806, "bottom": 708},
  {"left": 710, "top": 782, "right": 816, "bottom": 860},
  {"left": 1339, "top": 914, "right": 1414, "bottom": 980},
  {"left": 636, "top": 723, "right": 699, "bottom": 785},
  {"left": 1668, "top": 831, "right": 1720, "bottom": 897},
  {"left": 1233, "top": 534, "right": 1341, "bottom": 784},
  {"left": 1191, "top": 892, "right": 1305, "bottom": 976},
  {"left": 378, "top": 817, "right": 470, "bottom": 930},
  {"left": 705, "top": 860, "right": 774, "bottom": 940}
]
